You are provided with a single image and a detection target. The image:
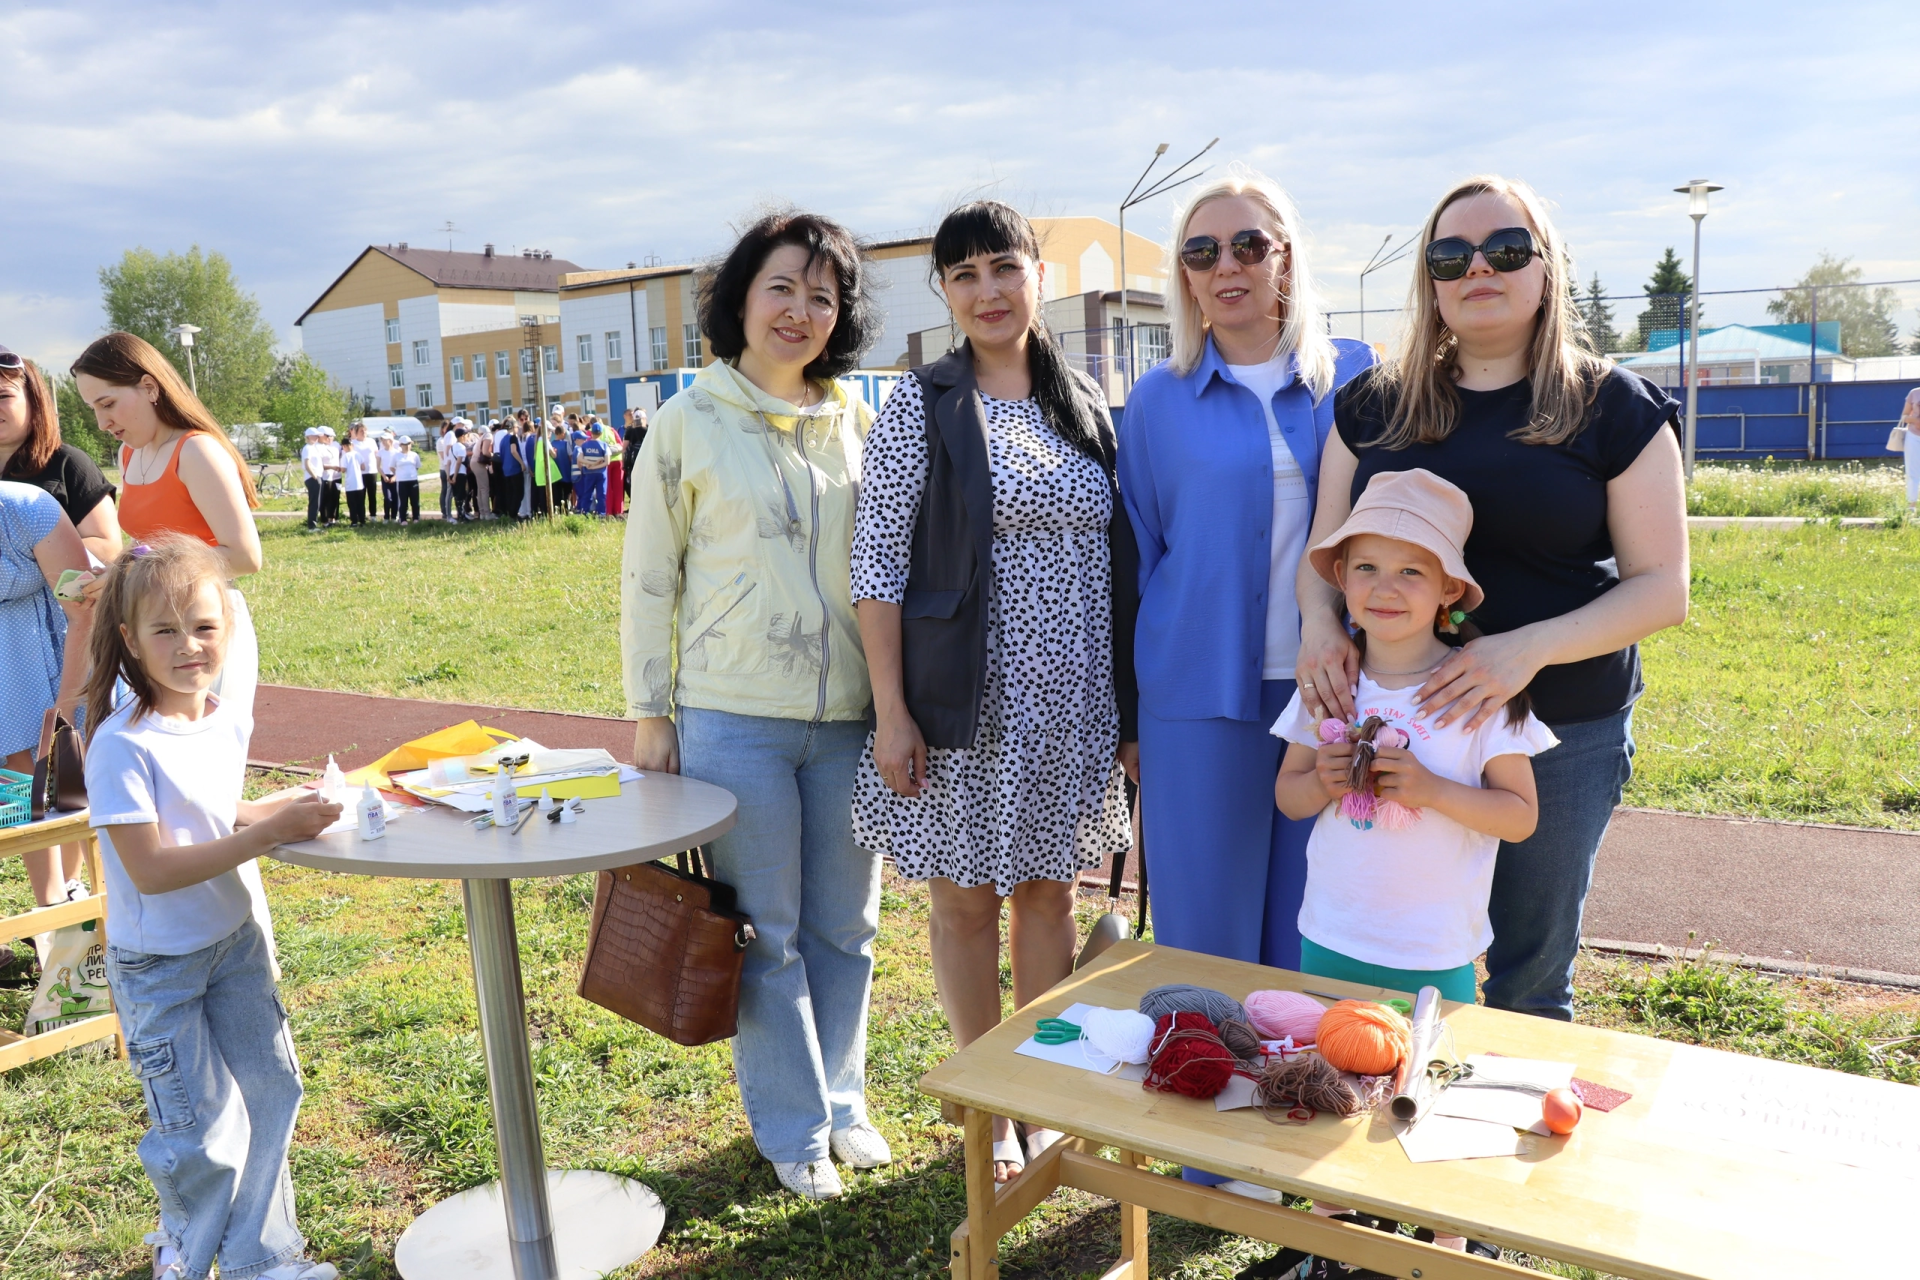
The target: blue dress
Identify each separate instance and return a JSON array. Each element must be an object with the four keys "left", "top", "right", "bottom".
[{"left": 0, "top": 482, "right": 67, "bottom": 756}]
